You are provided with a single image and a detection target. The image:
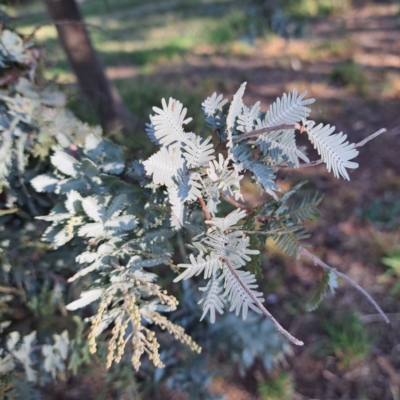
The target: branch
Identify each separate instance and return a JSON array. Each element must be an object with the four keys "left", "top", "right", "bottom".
[
  {"left": 197, "top": 195, "right": 304, "bottom": 346},
  {"left": 299, "top": 247, "right": 389, "bottom": 324},
  {"left": 225, "top": 259, "right": 304, "bottom": 346},
  {"left": 354, "top": 128, "right": 386, "bottom": 148},
  {"left": 233, "top": 123, "right": 301, "bottom": 143},
  {"left": 198, "top": 197, "right": 211, "bottom": 221},
  {"left": 221, "top": 193, "right": 253, "bottom": 215}
]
